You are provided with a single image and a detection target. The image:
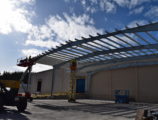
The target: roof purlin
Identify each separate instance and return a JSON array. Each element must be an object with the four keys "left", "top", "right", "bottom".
[
  {"left": 34, "top": 22, "right": 158, "bottom": 61},
  {"left": 19, "top": 22, "right": 158, "bottom": 69},
  {"left": 56, "top": 43, "right": 158, "bottom": 66}
]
